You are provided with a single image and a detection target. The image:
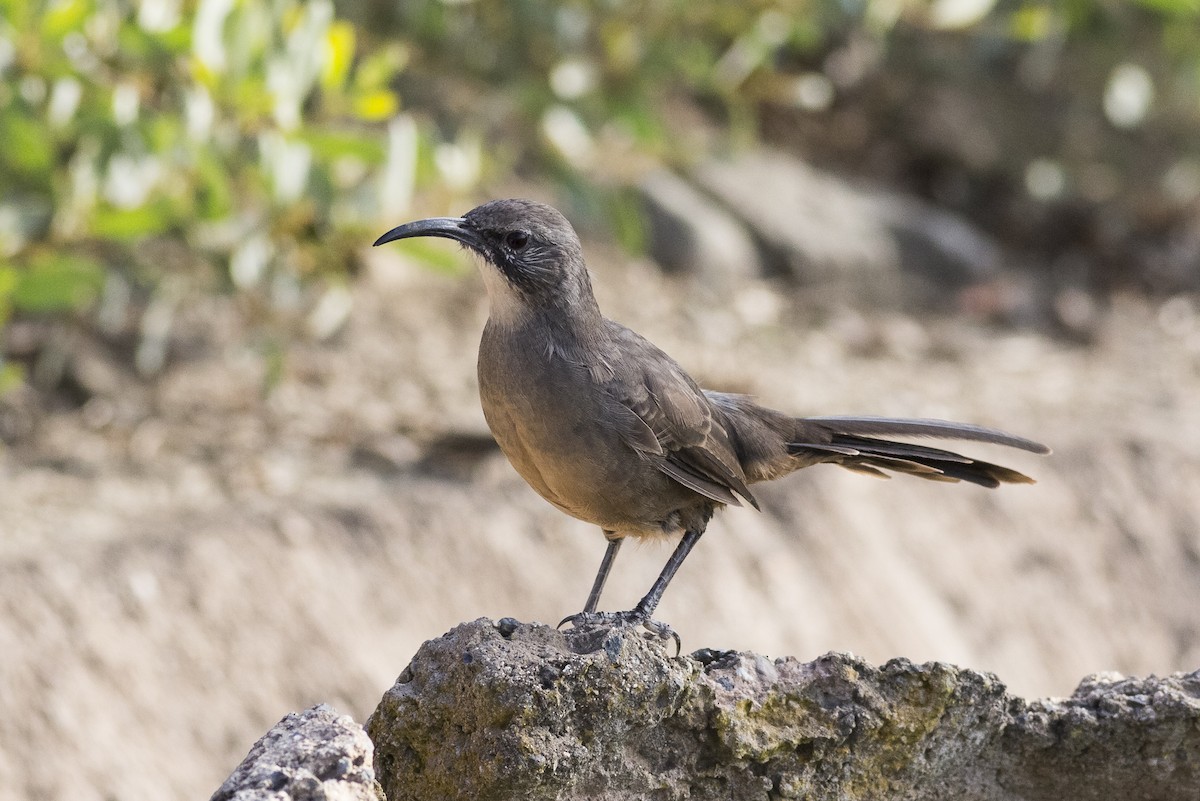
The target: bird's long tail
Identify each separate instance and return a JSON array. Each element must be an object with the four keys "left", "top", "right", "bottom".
[{"left": 789, "top": 416, "right": 1051, "bottom": 488}]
